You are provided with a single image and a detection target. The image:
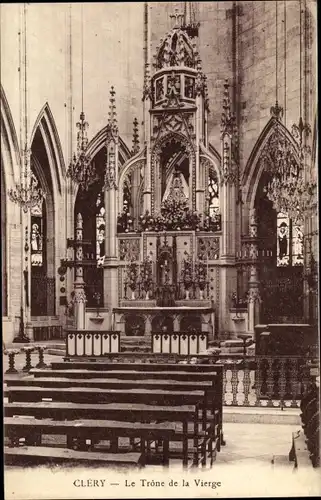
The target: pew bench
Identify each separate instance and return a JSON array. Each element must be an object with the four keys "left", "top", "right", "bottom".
[
  {"left": 5, "top": 446, "right": 144, "bottom": 468},
  {"left": 4, "top": 417, "right": 176, "bottom": 466},
  {"left": 6, "top": 376, "right": 214, "bottom": 393},
  {"left": 5, "top": 402, "right": 212, "bottom": 467}
]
